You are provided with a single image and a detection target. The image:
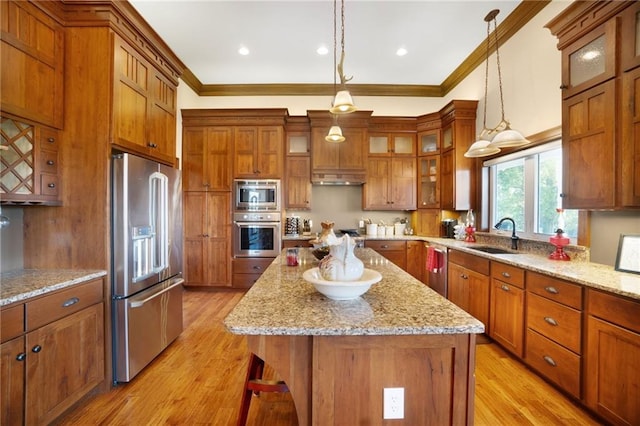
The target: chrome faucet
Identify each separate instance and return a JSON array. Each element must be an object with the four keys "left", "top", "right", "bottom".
[{"left": 494, "top": 217, "right": 519, "bottom": 250}]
